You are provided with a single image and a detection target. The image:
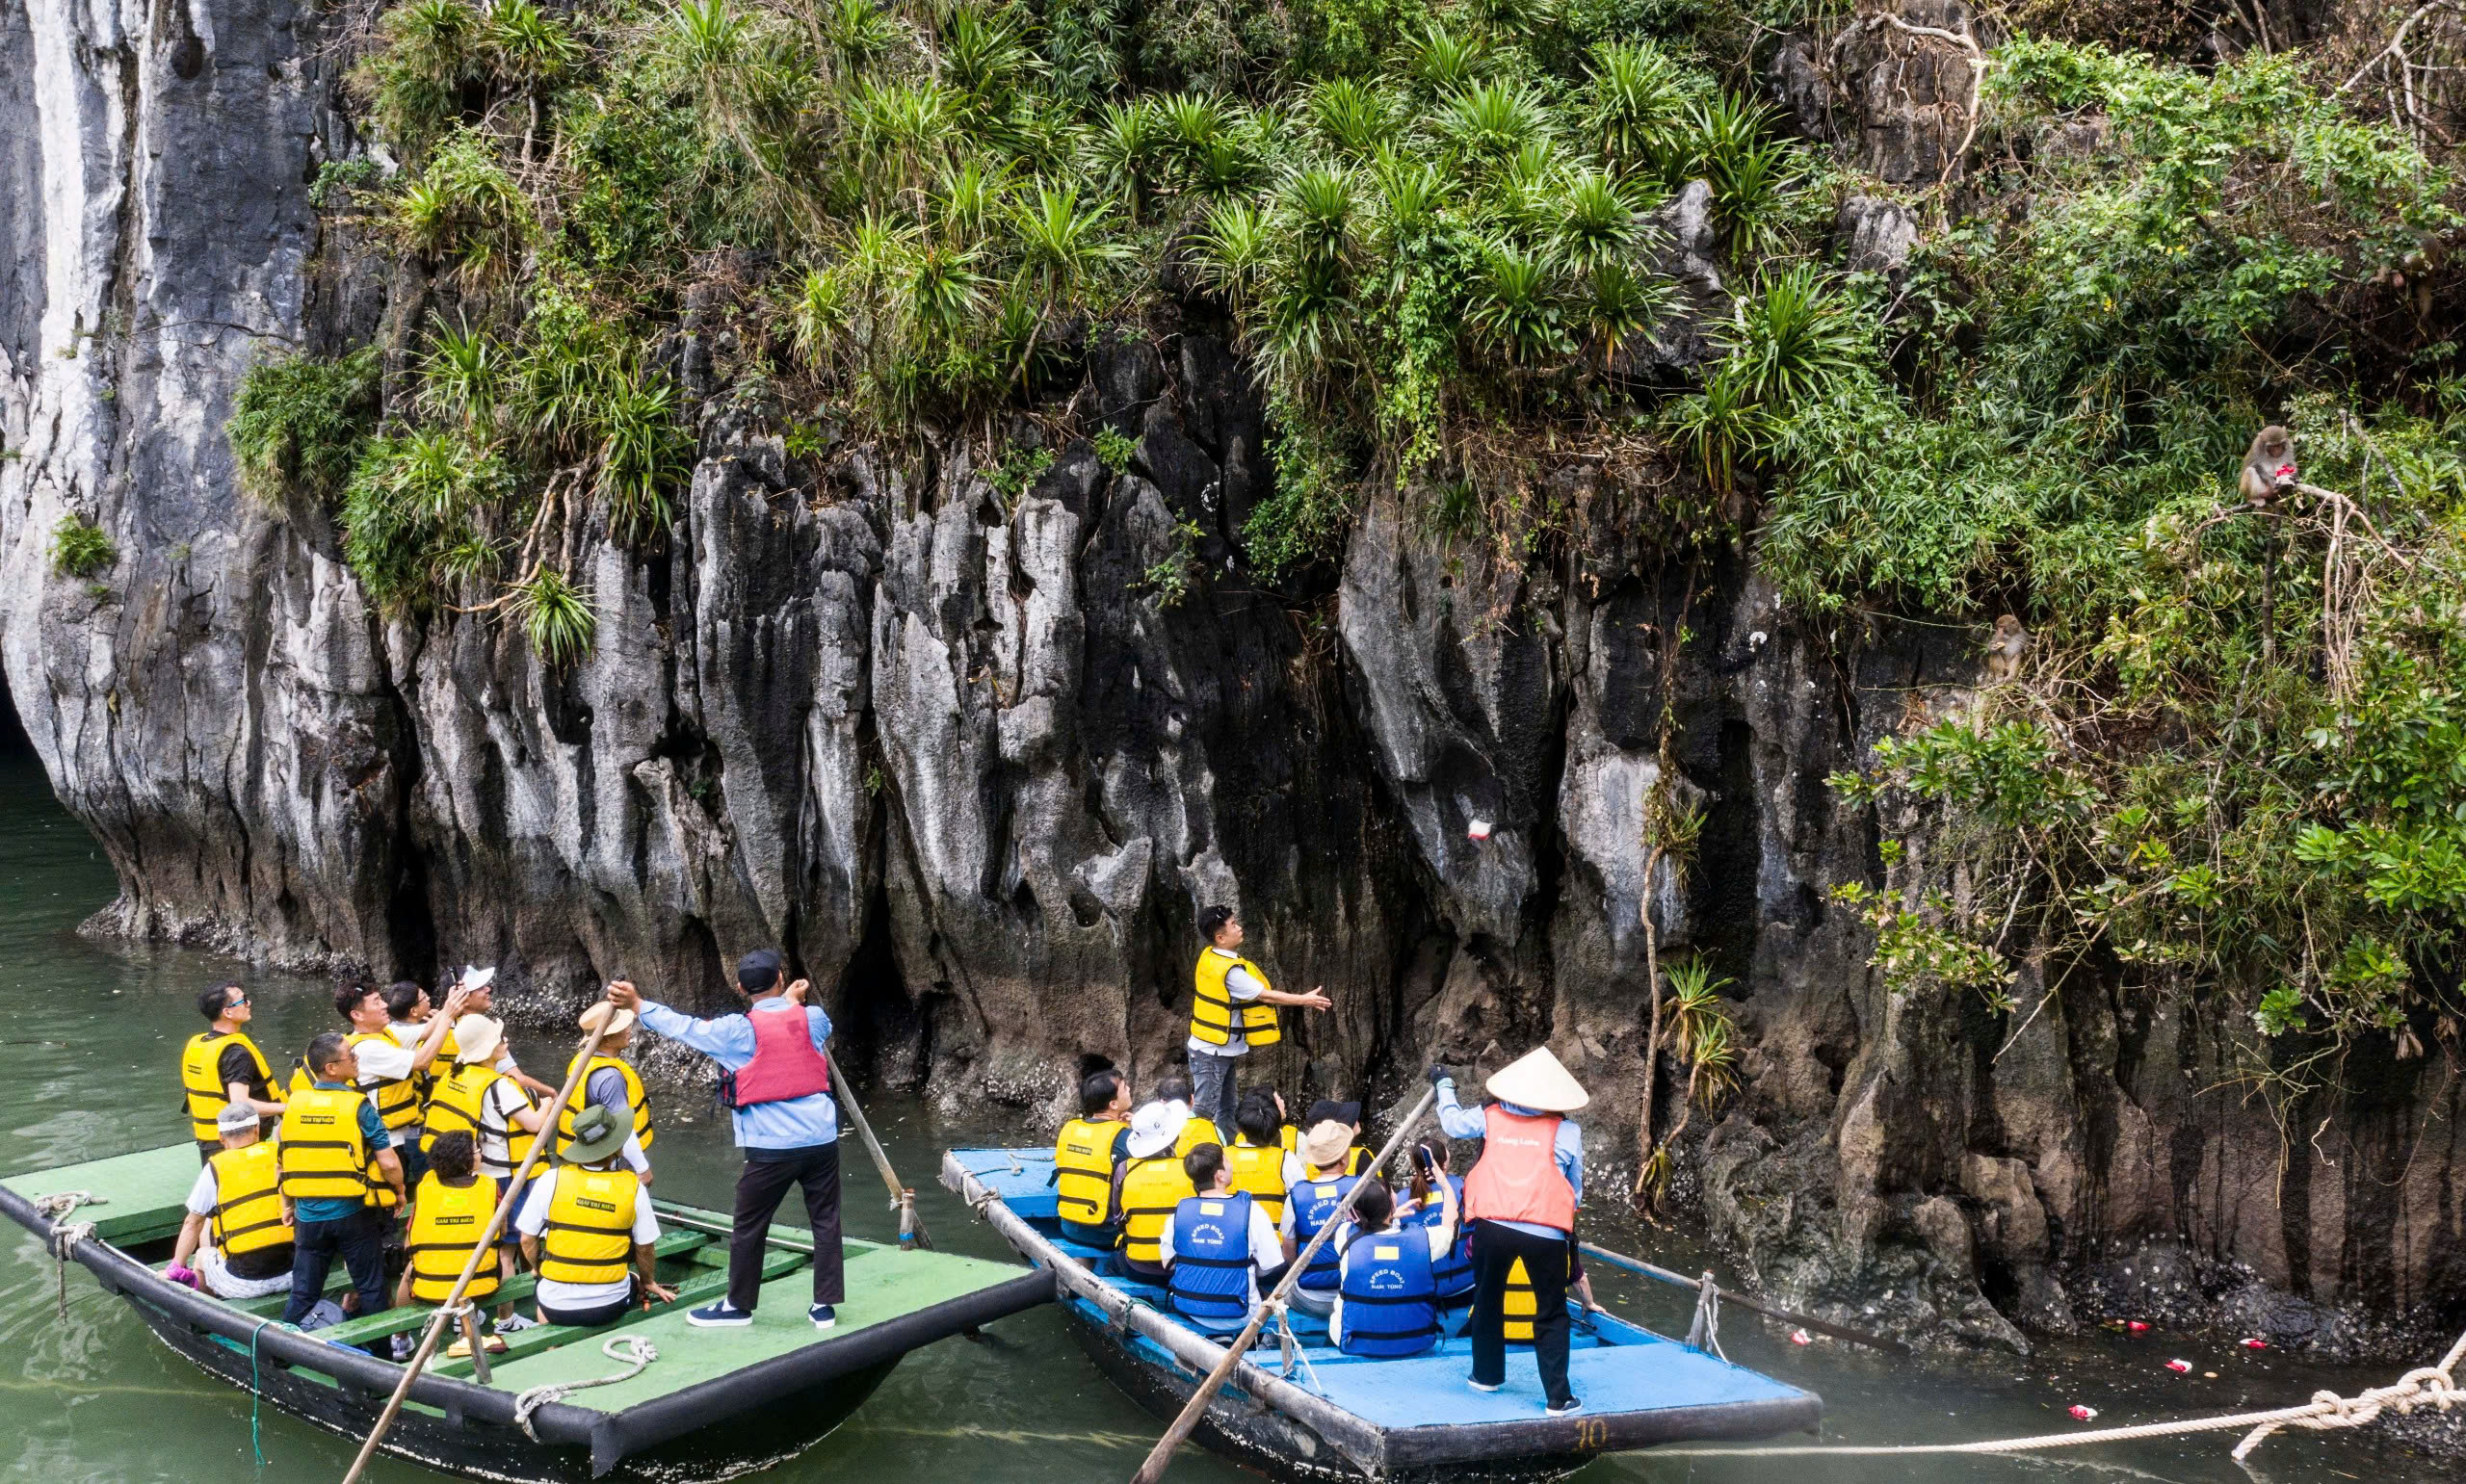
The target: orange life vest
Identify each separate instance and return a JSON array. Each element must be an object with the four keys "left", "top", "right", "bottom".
[{"left": 1461, "top": 1105, "right": 1575, "bottom": 1232}]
